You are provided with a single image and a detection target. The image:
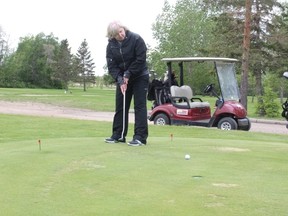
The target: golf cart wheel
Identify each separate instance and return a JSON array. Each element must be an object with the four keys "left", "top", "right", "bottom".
[
  {"left": 217, "top": 117, "right": 238, "bottom": 130},
  {"left": 241, "top": 118, "right": 251, "bottom": 131},
  {"left": 154, "top": 113, "right": 170, "bottom": 125}
]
